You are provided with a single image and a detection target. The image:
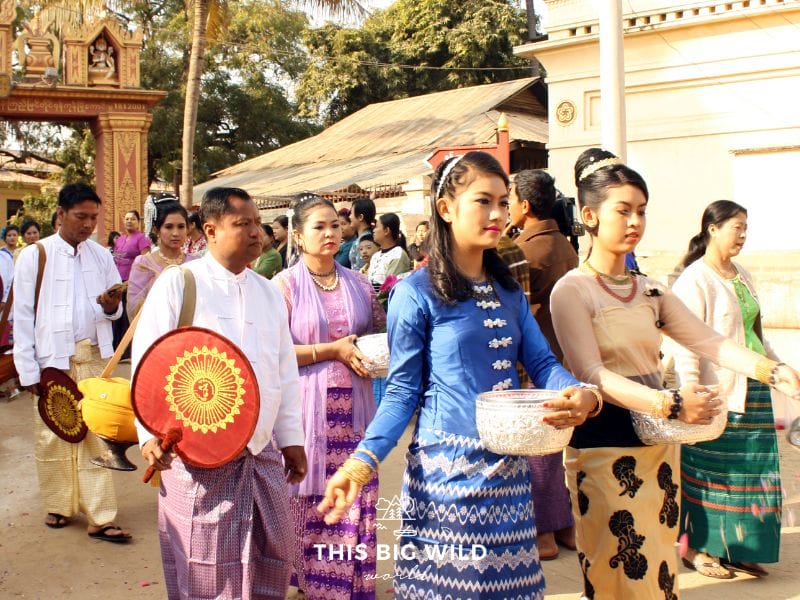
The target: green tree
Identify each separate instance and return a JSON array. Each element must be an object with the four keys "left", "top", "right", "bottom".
[
  {"left": 297, "top": 0, "right": 530, "bottom": 125},
  {"left": 10, "top": 126, "right": 96, "bottom": 237},
  {"left": 179, "top": 0, "right": 366, "bottom": 207},
  {"left": 20, "top": 0, "right": 354, "bottom": 205}
]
